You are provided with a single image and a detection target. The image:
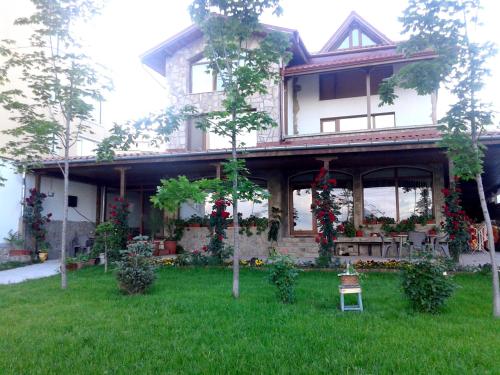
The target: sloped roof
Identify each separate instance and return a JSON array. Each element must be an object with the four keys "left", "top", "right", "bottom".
[
  {"left": 320, "top": 11, "right": 393, "bottom": 53},
  {"left": 141, "top": 23, "right": 310, "bottom": 76}
]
